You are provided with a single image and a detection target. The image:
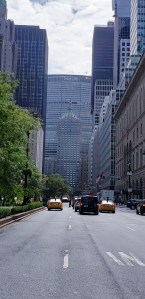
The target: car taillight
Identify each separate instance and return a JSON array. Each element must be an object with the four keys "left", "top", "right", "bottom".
[{"left": 80, "top": 202, "right": 83, "bottom": 206}]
